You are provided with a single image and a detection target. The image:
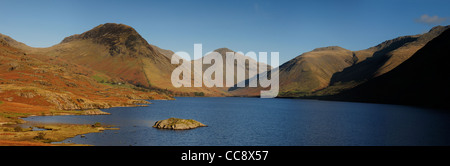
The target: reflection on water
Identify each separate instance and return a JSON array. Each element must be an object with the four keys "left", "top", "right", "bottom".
[{"left": 24, "top": 97, "right": 450, "bottom": 146}]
